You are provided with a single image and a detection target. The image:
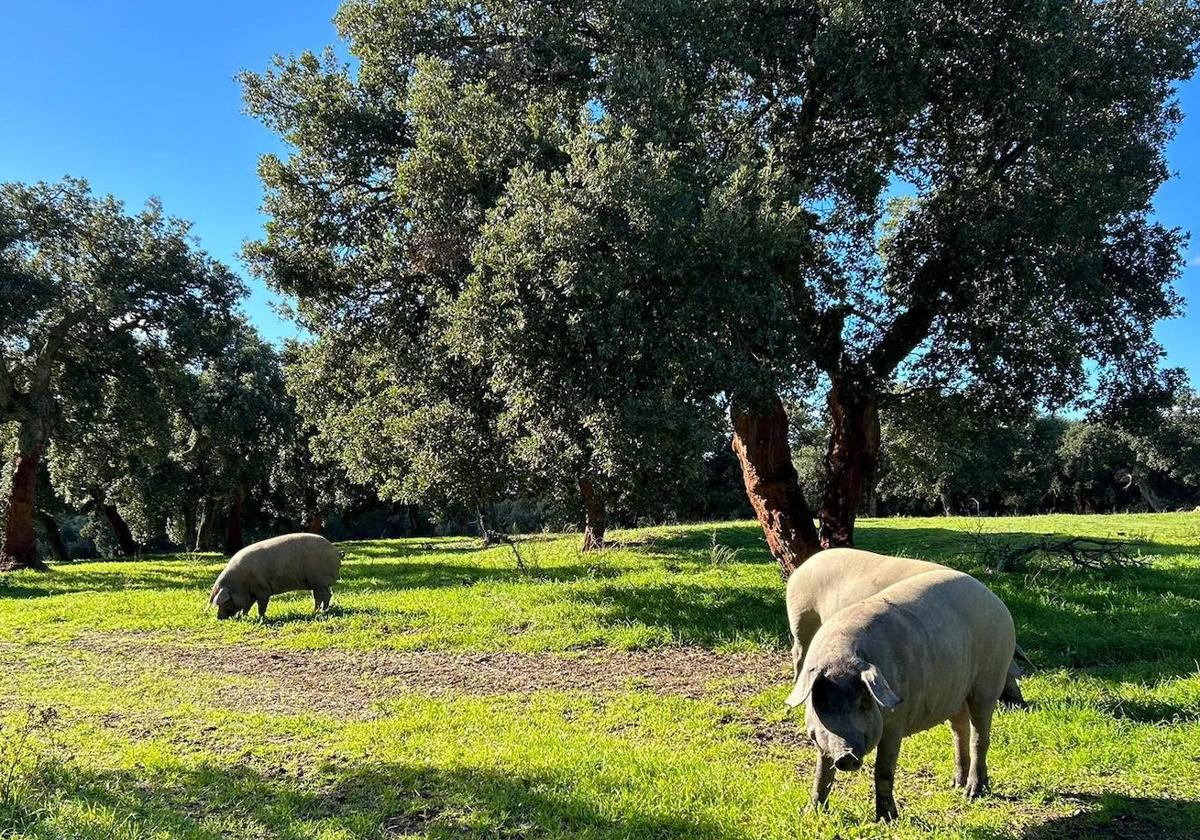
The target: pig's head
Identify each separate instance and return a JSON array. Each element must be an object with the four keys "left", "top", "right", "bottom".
[
  {"left": 786, "top": 658, "right": 902, "bottom": 771},
  {"left": 209, "top": 582, "right": 248, "bottom": 620}
]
